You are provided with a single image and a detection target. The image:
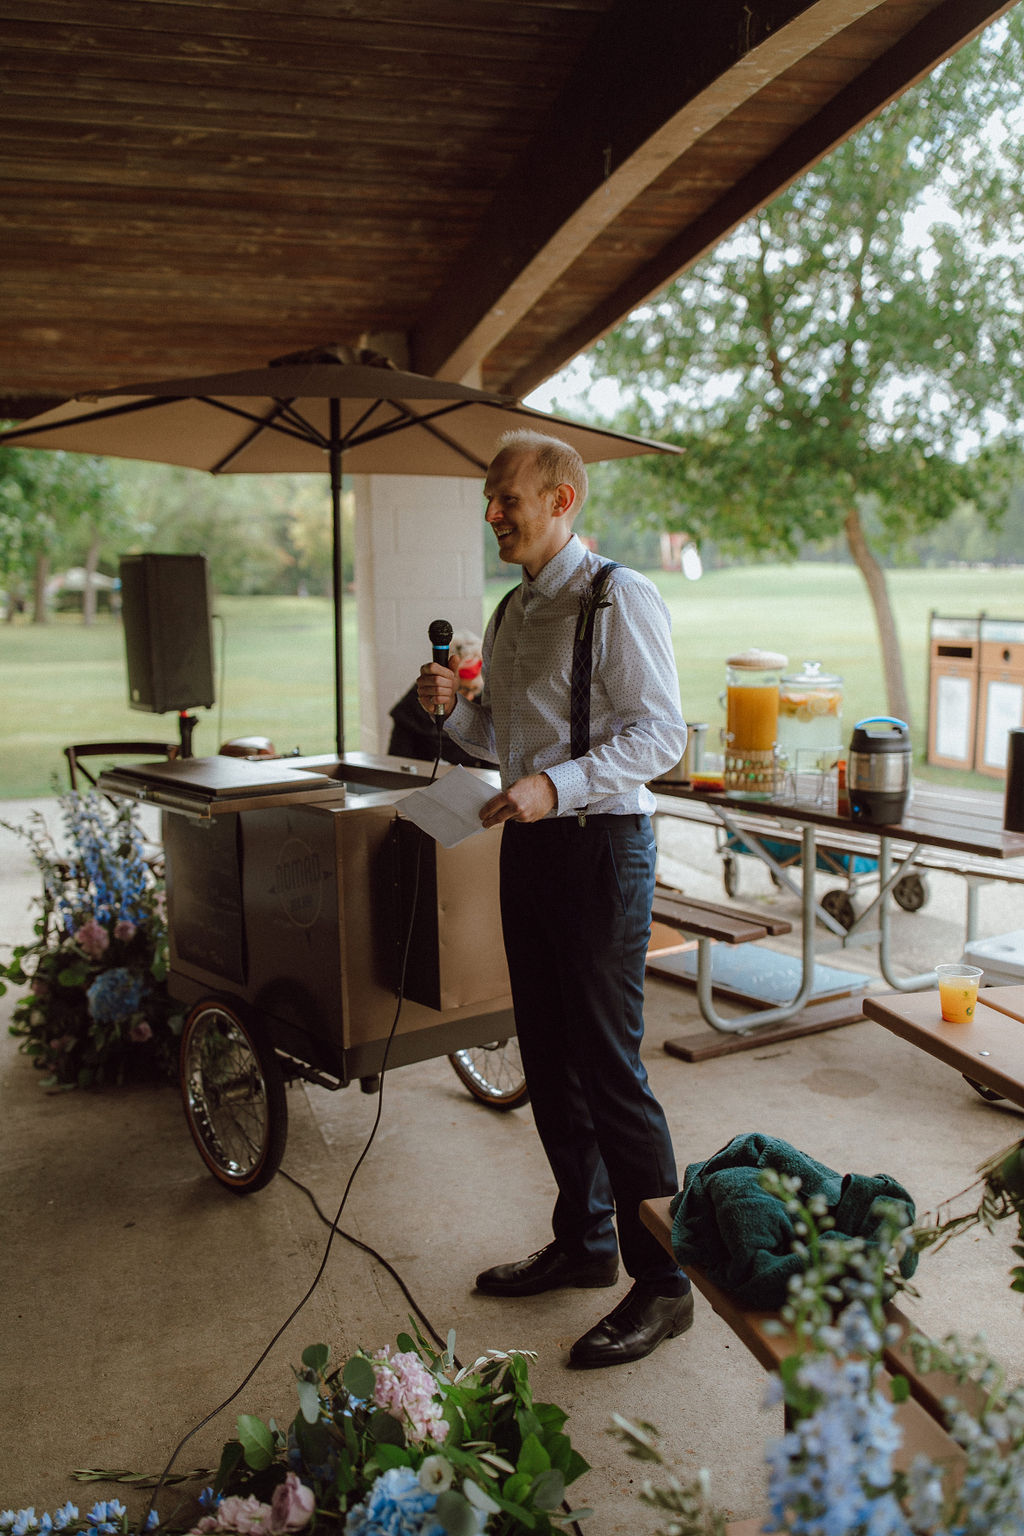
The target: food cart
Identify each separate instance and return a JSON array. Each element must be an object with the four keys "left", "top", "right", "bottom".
[{"left": 100, "top": 751, "right": 518, "bottom": 1193}]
